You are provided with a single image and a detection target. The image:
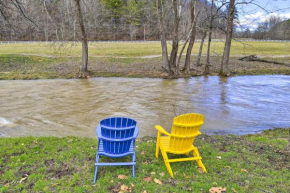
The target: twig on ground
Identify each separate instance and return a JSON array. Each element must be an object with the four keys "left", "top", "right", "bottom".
[{"left": 259, "top": 188, "right": 273, "bottom": 193}]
